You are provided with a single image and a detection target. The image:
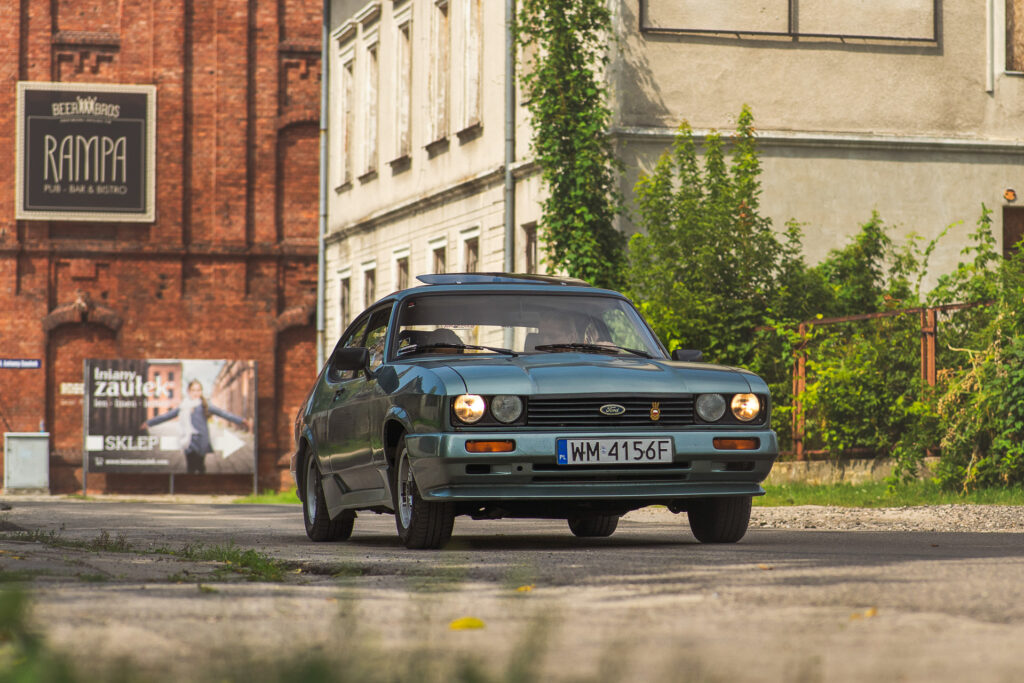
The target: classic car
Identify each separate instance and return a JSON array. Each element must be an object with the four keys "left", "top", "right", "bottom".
[{"left": 291, "top": 273, "right": 778, "bottom": 548}]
